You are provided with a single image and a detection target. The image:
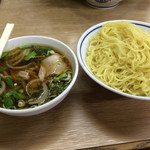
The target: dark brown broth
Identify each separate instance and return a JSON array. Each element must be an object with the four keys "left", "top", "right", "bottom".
[{"left": 0, "top": 45, "right": 72, "bottom": 109}]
